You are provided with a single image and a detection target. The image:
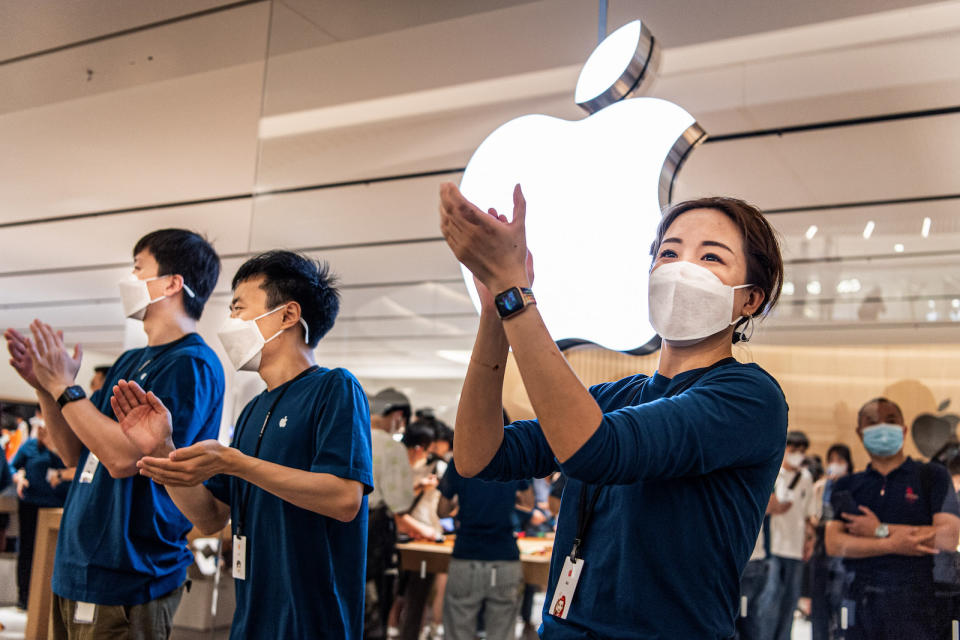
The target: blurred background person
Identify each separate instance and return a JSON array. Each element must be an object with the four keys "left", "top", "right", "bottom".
[
  {"left": 756, "top": 430, "right": 817, "bottom": 640},
  {"left": 826, "top": 397, "right": 960, "bottom": 640},
  {"left": 366, "top": 388, "right": 414, "bottom": 640},
  {"left": 391, "top": 418, "right": 443, "bottom": 640},
  {"left": 438, "top": 449, "right": 531, "bottom": 640},
  {"left": 12, "top": 414, "right": 72, "bottom": 609},
  {"left": 89, "top": 364, "right": 111, "bottom": 393},
  {"left": 809, "top": 443, "right": 854, "bottom": 640}
]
